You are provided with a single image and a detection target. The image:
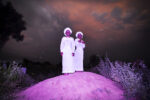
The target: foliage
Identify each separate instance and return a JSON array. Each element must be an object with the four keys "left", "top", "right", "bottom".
[
  {"left": 0, "top": 60, "right": 34, "bottom": 100},
  {"left": 90, "top": 57, "right": 150, "bottom": 99},
  {"left": 0, "top": 1, "right": 26, "bottom": 48}
]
